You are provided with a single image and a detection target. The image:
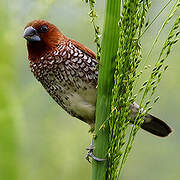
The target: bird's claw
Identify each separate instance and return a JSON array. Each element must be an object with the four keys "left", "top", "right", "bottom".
[
  {"left": 85, "top": 150, "right": 106, "bottom": 163},
  {"left": 85, "top": 139, "right": 106, "bottom": 163}
]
